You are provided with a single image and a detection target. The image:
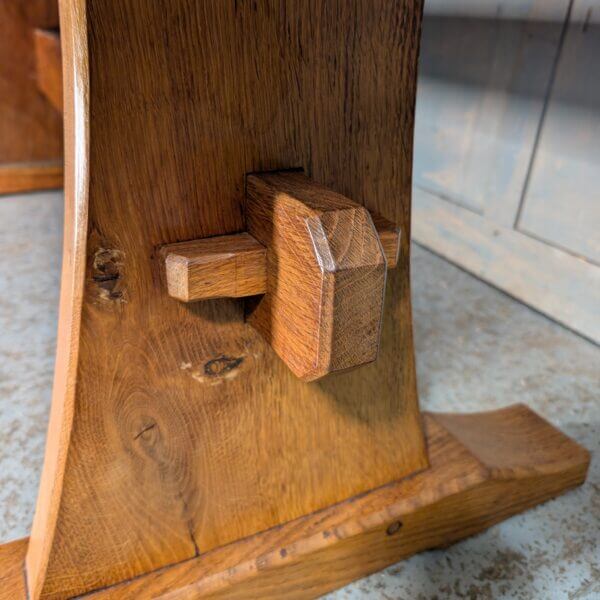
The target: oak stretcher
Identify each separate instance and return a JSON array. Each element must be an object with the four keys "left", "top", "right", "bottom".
[{"left": 0, "top": 1, "right": 589, "bottom": 598}]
